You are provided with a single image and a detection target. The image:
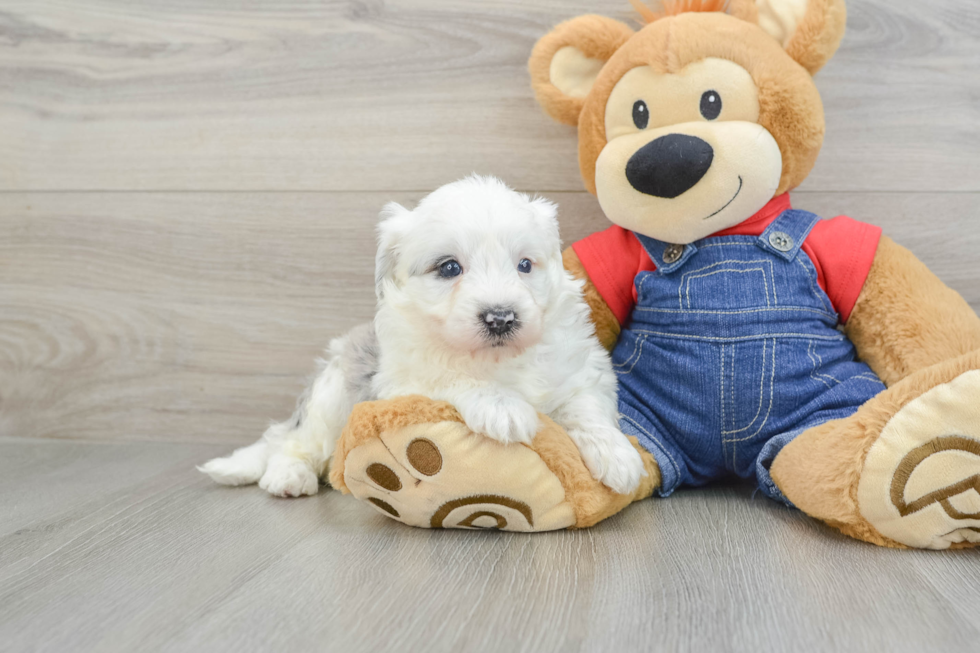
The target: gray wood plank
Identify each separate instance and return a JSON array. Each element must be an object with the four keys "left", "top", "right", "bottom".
[
  {"left": 0, "top": 438, "right": 977, "bottom": 653},
  {"left": 1, "top": 0, "right": 977, "bottom": 192},
  {"left": 1, "top": 190, "right": 977, "bottom": 444}
]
